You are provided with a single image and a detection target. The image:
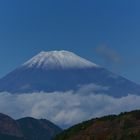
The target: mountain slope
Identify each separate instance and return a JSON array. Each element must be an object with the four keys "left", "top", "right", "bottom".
[
  {"left": 0, "top": 113, "right": 62, "bottom": 140},
  {"left": 53, "top": 110, "right": 140, "bottom": 140},
  {"left": 17, "top": 117, "right": 62, "bottom": 140},
  {"left": 0, "top": 50, "right": 140, "bottom": 97},
  {"left": 0, "top": 113, "right": 23, "bottom": 137},
  {"left": 0, "top": 134, "right": 25, "bottom": 140}
]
